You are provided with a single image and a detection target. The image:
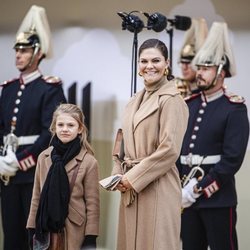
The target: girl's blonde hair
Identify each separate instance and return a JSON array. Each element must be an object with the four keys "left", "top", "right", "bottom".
[{"left": 50, "top": 103, "right": 94, "bottom": 155}]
